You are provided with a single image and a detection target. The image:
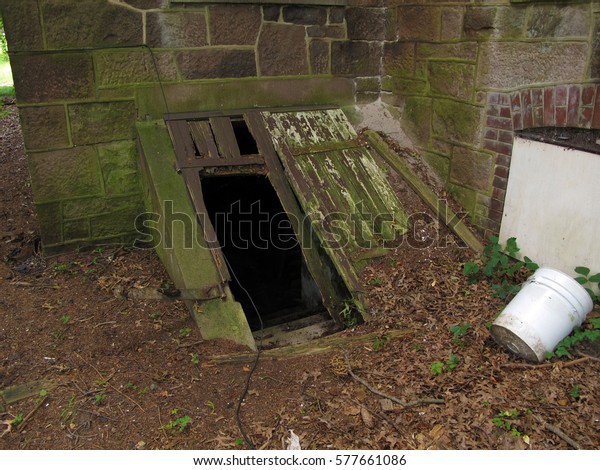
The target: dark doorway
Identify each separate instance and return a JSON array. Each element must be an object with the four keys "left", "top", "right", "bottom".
[{"left": 201, "top": 174, "right": 323, "bottom": 330}]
